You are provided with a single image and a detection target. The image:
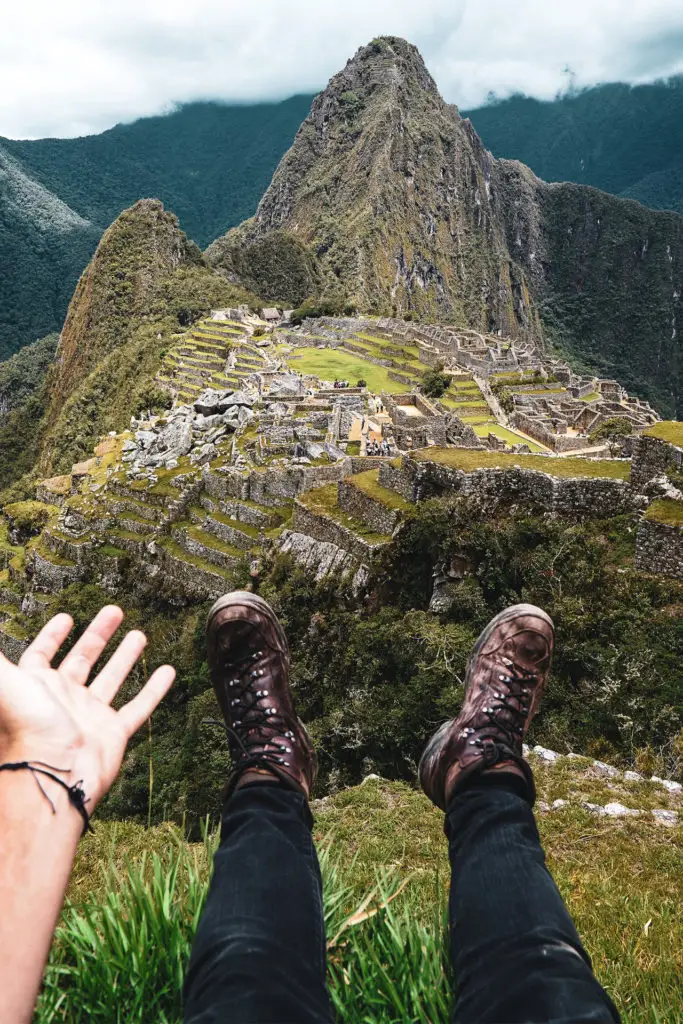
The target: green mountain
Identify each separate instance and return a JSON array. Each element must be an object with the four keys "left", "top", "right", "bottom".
[
  {"left": 0, "top": 97, "right": 313, "bottom": 357},
  {"left": 0, "top": 145, "right": 101, "bottom": 359},
  {"left": 465, "top": 78, "right": 683, "bottom": 214},
  {"left": 208, "top": 39, "right": 683, "bottom": 415},
  {"left": 207, "top": 38, "right": 543, "bottom": 340}
]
